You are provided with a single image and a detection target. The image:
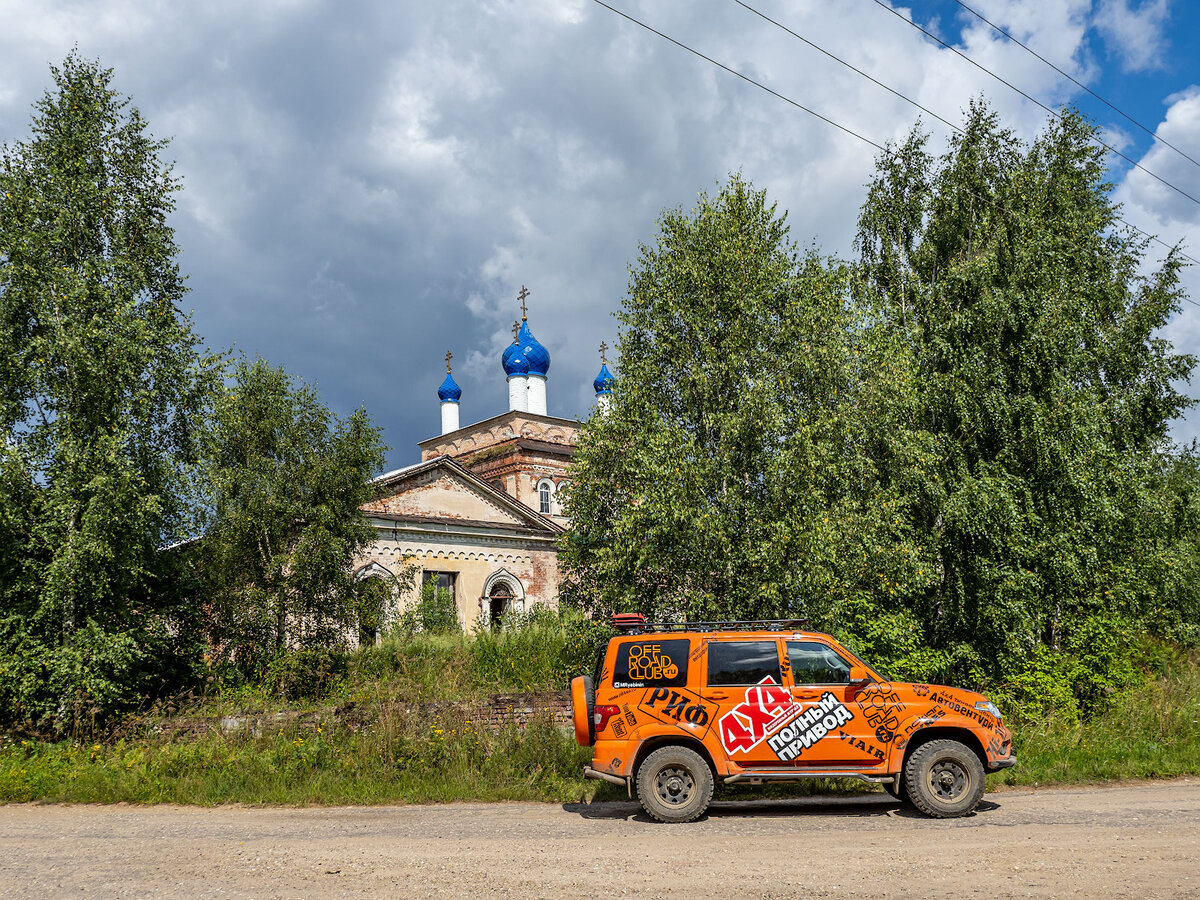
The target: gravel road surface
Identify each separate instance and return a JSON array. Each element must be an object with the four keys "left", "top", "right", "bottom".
[{"left": 2, "top": 779, "right": 1198, "bottom": 898}]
